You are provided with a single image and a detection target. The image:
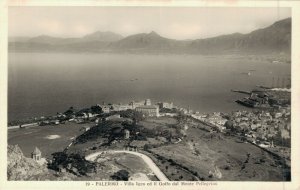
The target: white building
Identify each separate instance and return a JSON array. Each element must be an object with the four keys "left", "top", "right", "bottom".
[
  {"left": 31, "top": 147, "right": 41, "bottom": 162},
  {"left": 129, "top": 101, "right": 145, "bottom": 109},
  {"left": 157, "top": 102, "right": 174, "bottom": 109},
  {"left": 111, "top": 104, "right": 132, "bottom": 111},
  {"left": 105, "top": 114, "right": 121, "bottom": 121},
  {"left": 136, "top": 105, "right": 159, "bottom": 117},
  {"left": 102, "top": 106, "right": 111, "bottom": 113},
  {"left": 145, "top": 99, "right": 151, "bottom": 106}
]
